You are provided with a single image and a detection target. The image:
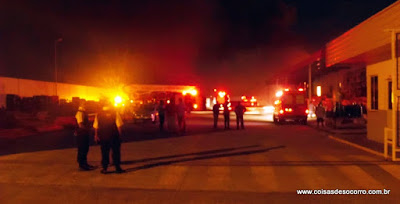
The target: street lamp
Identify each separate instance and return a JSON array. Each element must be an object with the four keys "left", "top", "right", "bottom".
[{"left": 54, "top": 38, "right": 63, "bottom": 96}]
